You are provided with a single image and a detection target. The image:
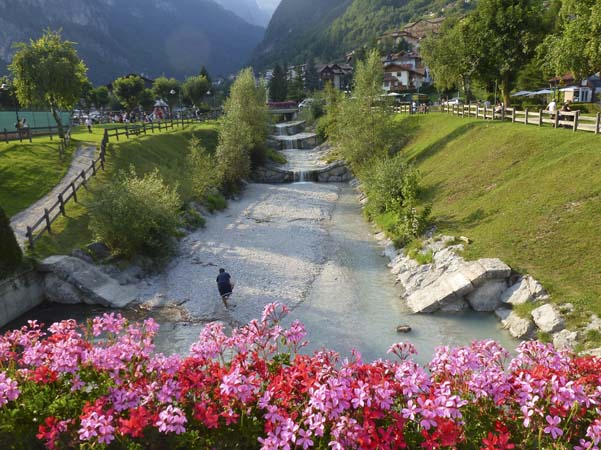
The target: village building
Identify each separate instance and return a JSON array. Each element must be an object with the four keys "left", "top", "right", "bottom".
[
  {"left": 316, "top": 63, "right": 353, "bottom": 90},
  {"left": 382, "top": 52, "right": 430, "bottom": 93},
  {"left": 378, "top": 17, "right": 445, "bottom": 53},
  {"left": 549, "top": 73, "right": 601, "bottom": 103}
]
